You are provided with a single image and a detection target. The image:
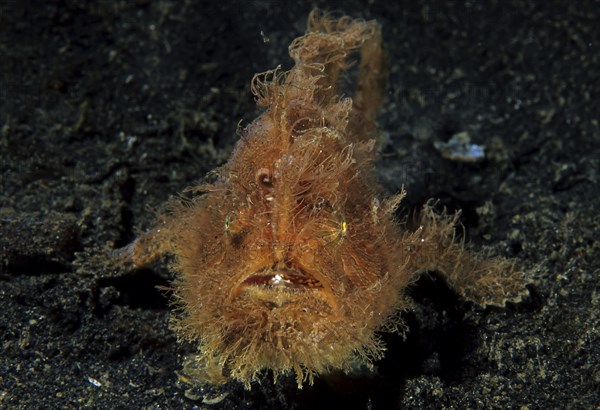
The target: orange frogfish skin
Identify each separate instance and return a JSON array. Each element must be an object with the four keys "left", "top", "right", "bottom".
[{"left": 123, "top": 10, "right": 526, "bottom": 388}]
